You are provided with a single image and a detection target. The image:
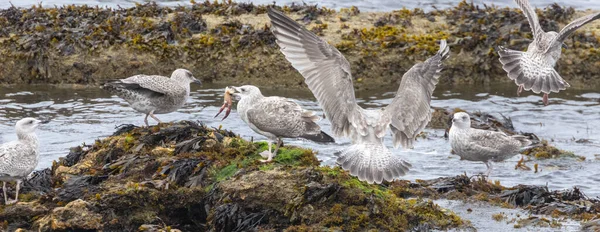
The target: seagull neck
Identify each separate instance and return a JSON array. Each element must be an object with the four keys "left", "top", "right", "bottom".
[
  {"left": 242, "top": 93, "right": 263, "bottom": 102},
  {"left": 17, "top": 131, "right": 38, "bottom": 144}
]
